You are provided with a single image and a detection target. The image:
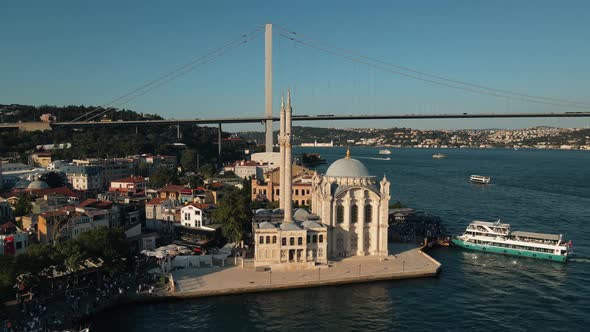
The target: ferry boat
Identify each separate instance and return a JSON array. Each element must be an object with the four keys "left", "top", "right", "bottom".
[
  {"left": 432, "top": 153, "right": 446, "bottom": 159},
  {"left": 452, "top": 220, "right": 572, "bottom": 262},
  {"left": 470, "top": 175, "right": 491, "bottom": 184},
  {"left": 379, "top": 149, "right": 392, "bottom": 155}
]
